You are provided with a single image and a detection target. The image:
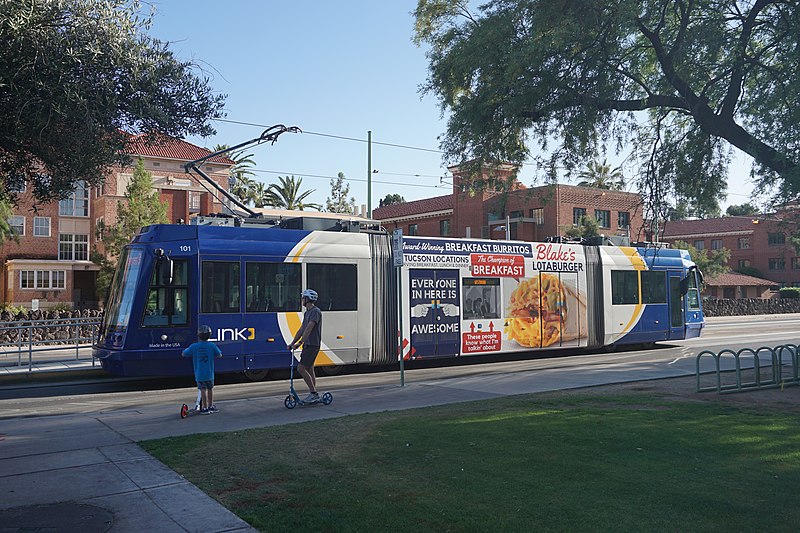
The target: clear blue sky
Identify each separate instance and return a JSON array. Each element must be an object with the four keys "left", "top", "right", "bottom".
[{"left": 147, "top": 1, "right": 754, "bottom": 213}]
